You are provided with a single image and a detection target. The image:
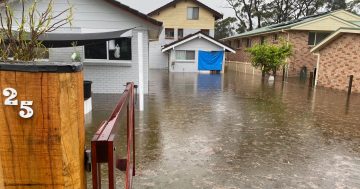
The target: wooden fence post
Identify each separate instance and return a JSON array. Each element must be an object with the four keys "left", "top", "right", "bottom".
[{"left": 0, "top": 62, "right": 85, "bottom": 189}]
